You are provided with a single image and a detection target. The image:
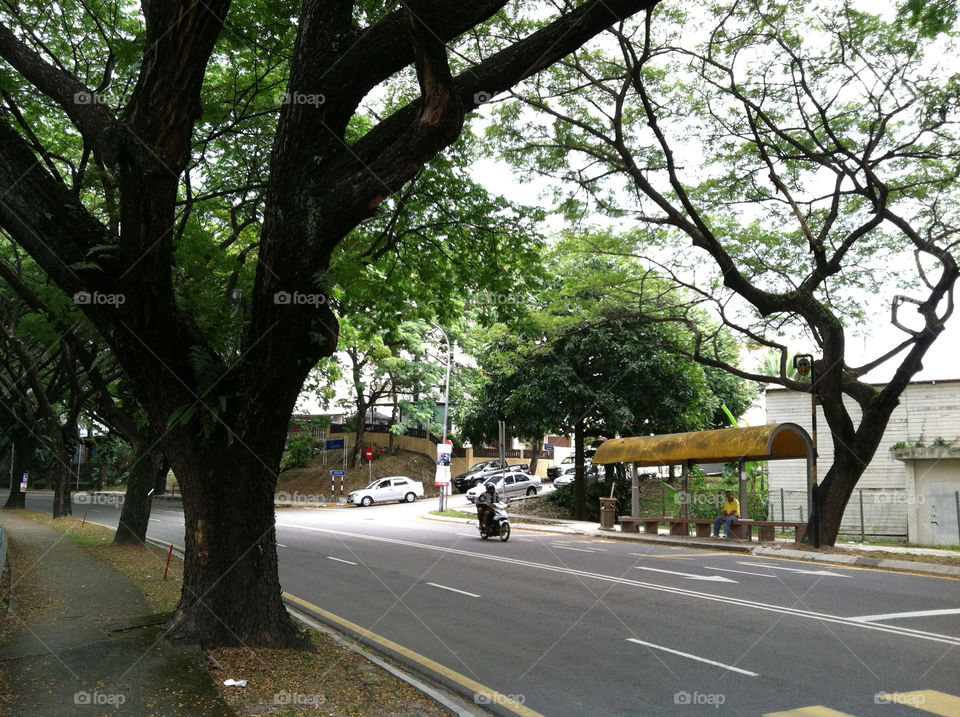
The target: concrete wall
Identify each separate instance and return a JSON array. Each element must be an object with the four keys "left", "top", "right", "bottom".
[{"left": 766, "top": 380, "right": 960, "bottom": 539}]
